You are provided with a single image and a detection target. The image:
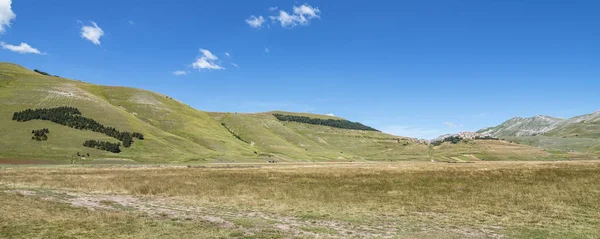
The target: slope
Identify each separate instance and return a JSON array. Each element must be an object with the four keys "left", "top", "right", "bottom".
[
  {"left": 545, "top": 111, "right": 600, "bottom": 138},
  {"left": 430, "top": 139, "right": 586, "bottom": 161},
  {"left": 0, "top": 62, "right": 255, "bottom": 162},
  {"left": 210, "top": 112, "right": 431, "bottom": 161}
]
